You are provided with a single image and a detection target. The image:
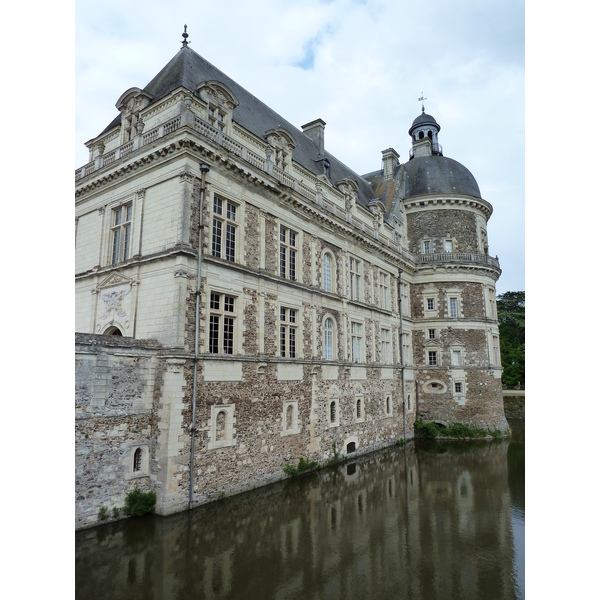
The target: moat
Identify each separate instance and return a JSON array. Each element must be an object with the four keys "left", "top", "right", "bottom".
[{"left": 75, "top": 419, "right": 524, "bottom": 599}]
